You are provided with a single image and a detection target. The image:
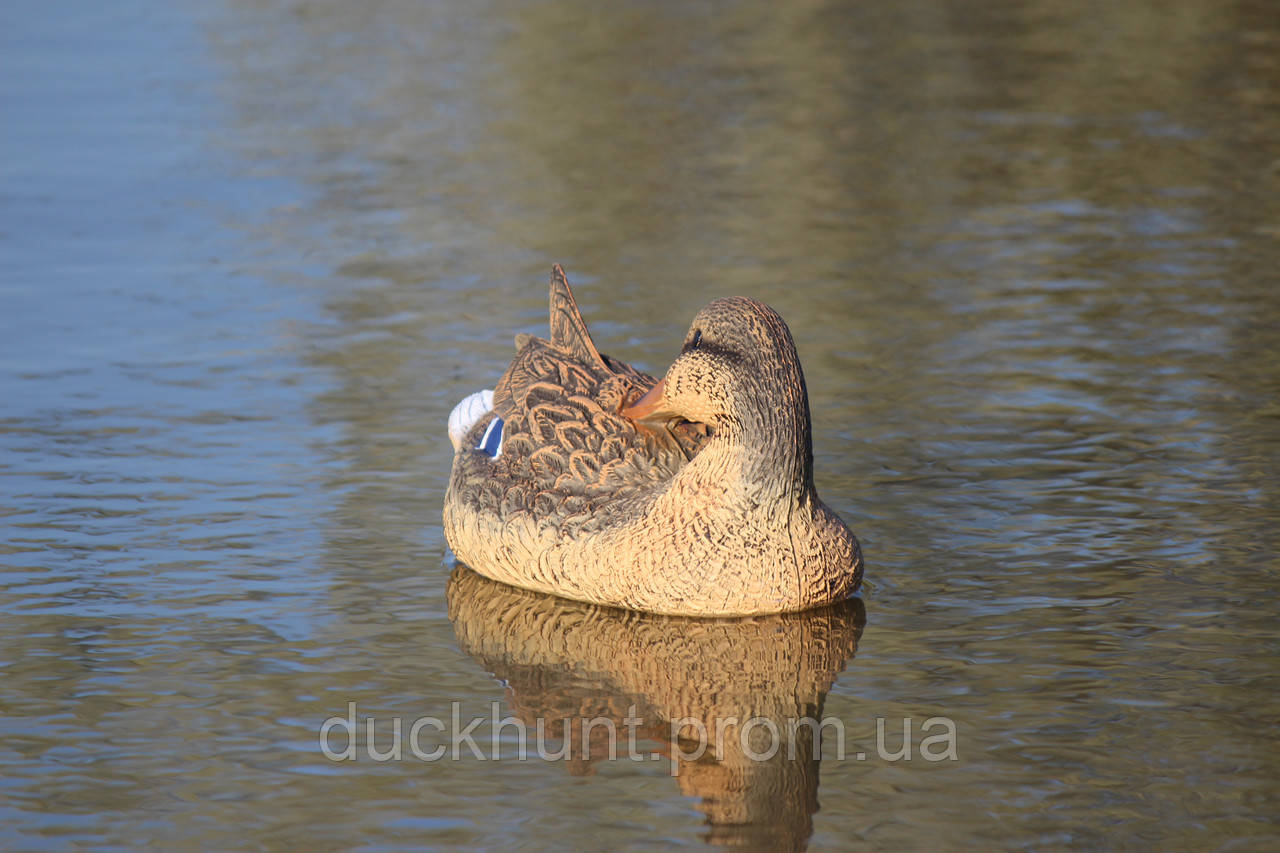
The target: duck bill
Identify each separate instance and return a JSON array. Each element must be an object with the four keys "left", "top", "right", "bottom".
[{"left": 621, "top": 379, "right": 676, "bottom": 421}]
